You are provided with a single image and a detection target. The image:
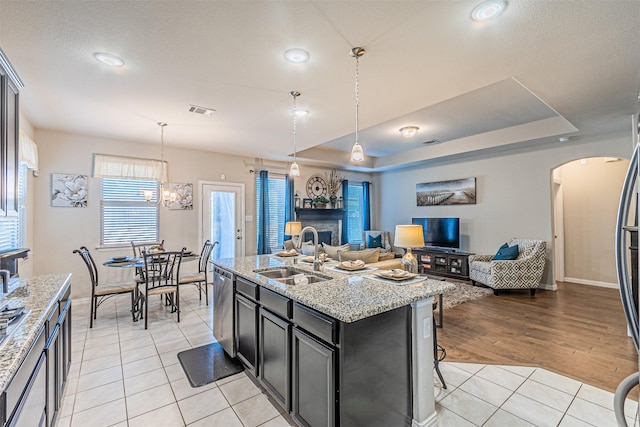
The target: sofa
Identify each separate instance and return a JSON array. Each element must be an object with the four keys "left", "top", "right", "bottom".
[
  {"left": 282, "top": 240, "right": 402, "bottom": 270},
  {"left": 468, "top": 238, "right": 546, "bottom": 295}
]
